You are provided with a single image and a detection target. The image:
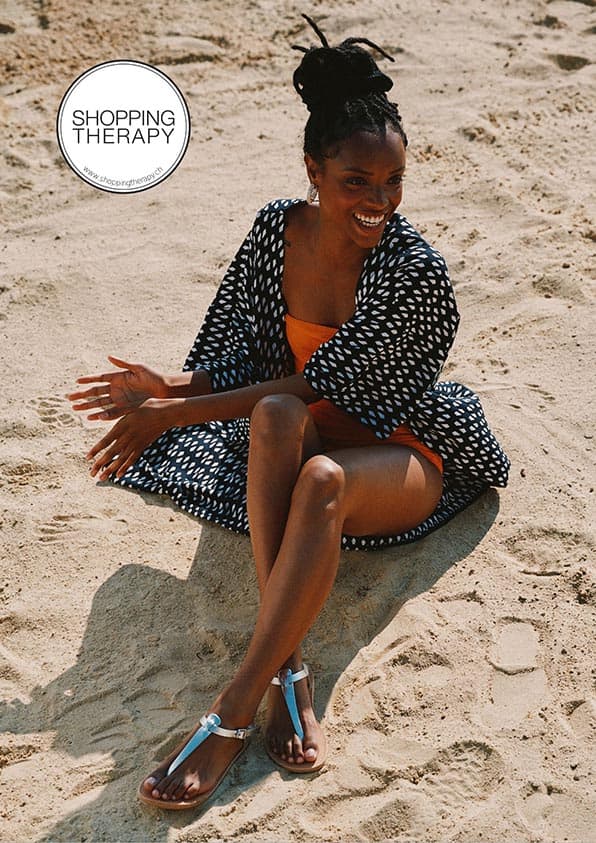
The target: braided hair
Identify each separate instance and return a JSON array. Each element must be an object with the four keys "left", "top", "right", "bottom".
[{"left": 293, "top": 14, "right": 408, "bottom": 162}]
